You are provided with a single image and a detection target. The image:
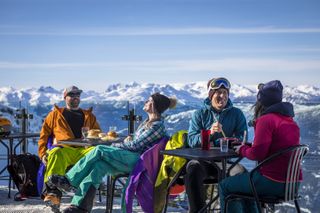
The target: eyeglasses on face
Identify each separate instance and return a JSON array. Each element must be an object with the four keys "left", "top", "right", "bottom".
[
  {"left": 209, "top": 78, "right": 231, "bottom": 90},
  {"left": 67, "top": 93, "right": 81, "bottom": 98}
]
